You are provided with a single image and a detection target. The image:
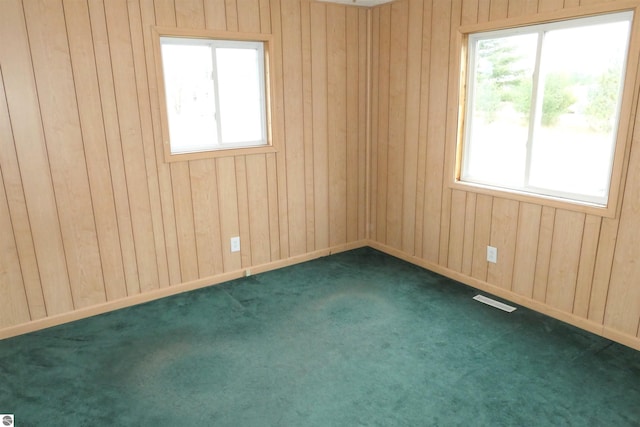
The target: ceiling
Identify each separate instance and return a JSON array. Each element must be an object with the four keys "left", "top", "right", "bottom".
[{"left": 314, "top": 0, "right": 395, "bottom": 7}]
